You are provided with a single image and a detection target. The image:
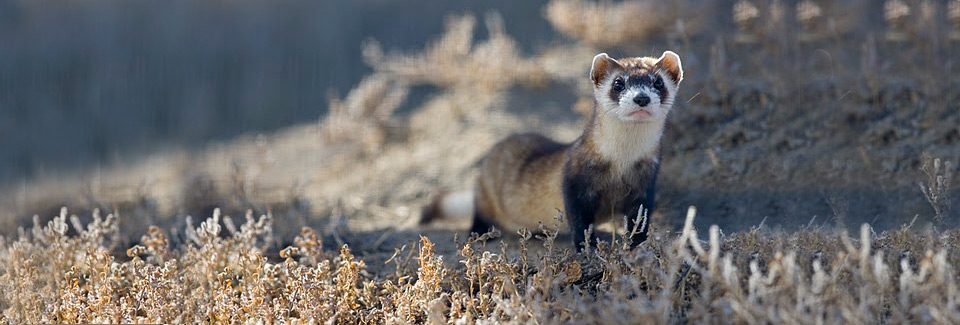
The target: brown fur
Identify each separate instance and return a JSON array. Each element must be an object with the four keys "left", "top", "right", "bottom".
[
  {"left": 473, "top": 133, "right": 568, "bottom": 231},
  {"left": 428, "top": 51, "right": 683, "bottom": 248},
  {"left": 473, "top": 104, "right": 661, "bottom": 234}
]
